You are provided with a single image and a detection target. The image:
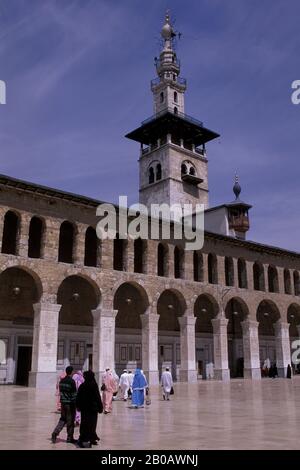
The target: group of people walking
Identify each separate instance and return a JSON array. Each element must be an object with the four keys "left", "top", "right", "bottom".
[{"left": 52, "top": 365, "right": 174, "bottom": 448}]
